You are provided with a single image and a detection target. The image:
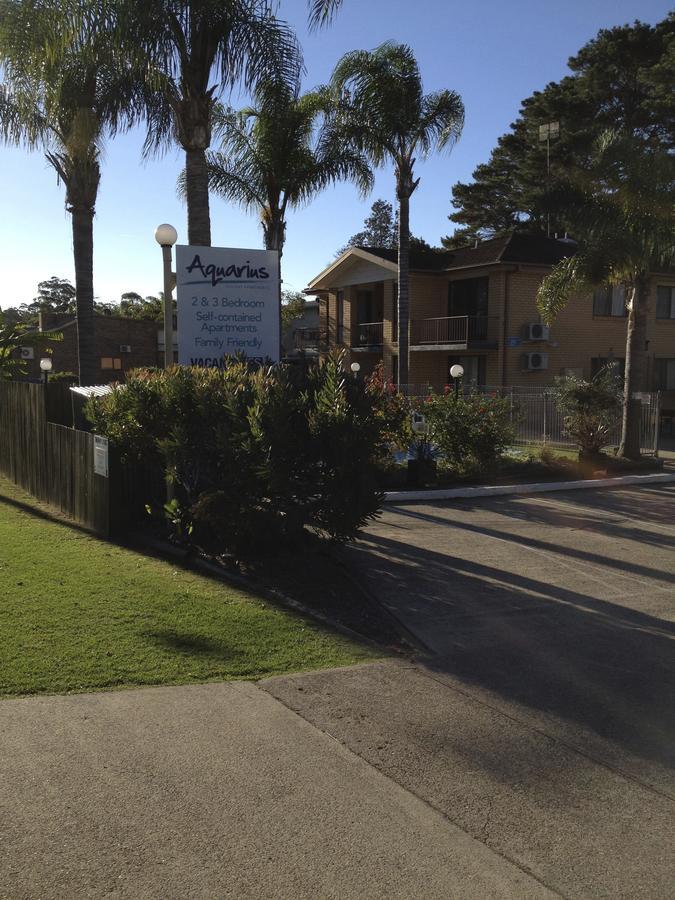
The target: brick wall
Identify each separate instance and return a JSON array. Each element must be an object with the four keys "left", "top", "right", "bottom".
[
  {"left": 321, "top": 264, "right": 675, "bottom": 393},
  {"left": 20, "top": 313, "right": 160, "bottom": 384}
]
